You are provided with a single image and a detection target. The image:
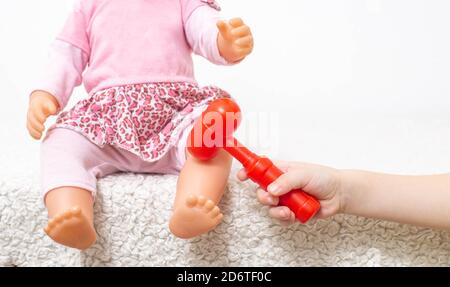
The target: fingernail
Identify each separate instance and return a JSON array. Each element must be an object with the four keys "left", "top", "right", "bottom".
[{"left": 268, "top": 184, "right": 280, "bottom": 195}]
